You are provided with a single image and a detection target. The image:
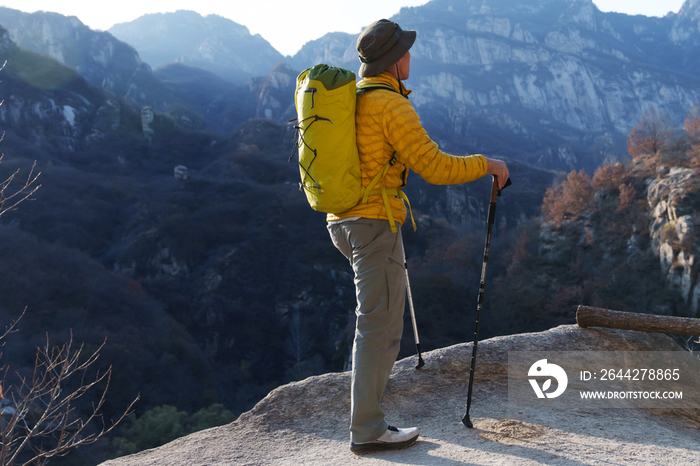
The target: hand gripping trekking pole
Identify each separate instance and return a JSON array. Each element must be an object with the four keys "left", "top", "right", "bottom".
[
  {"left": 462, "top": 175, "right": 511, "bottom": 428},
  {"left": 402, "top": 242, "right": 425, "bottom": 369}
]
